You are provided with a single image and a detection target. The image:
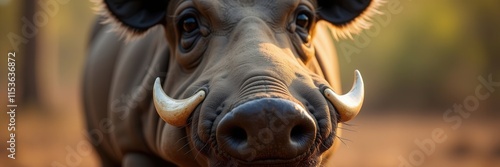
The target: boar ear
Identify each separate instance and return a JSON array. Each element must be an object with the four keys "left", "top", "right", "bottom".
[
  {"left": 317, "top": 0, "right": 383, "bottom": 39},
  {"left": 95, "top": 0, "right": 169, "bottom": 39}
]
